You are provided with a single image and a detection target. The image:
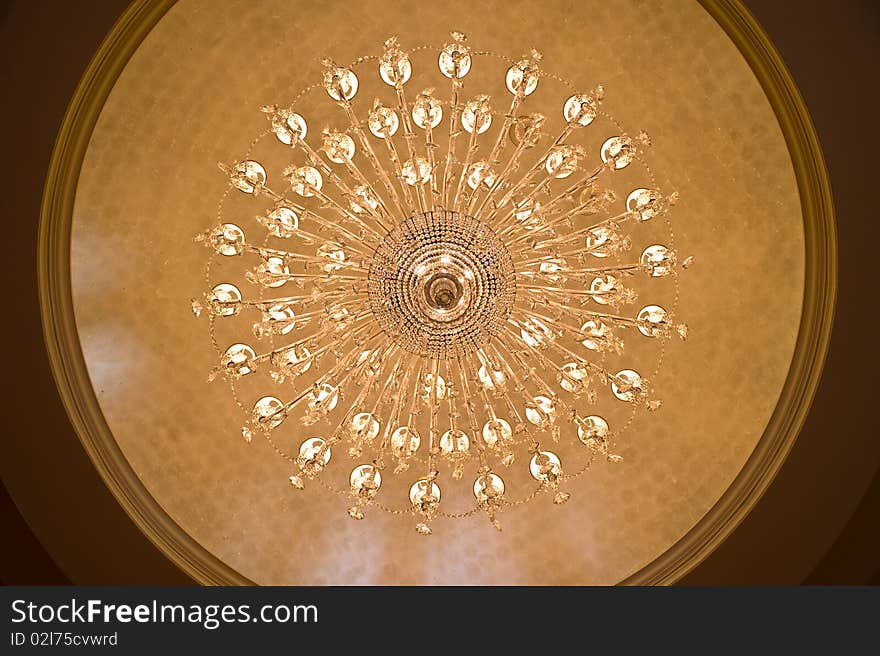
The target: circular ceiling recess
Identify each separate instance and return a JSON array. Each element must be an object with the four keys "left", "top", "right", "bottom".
[{"left": 40, "top": 0, "right": 835, "bottom": 584}]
